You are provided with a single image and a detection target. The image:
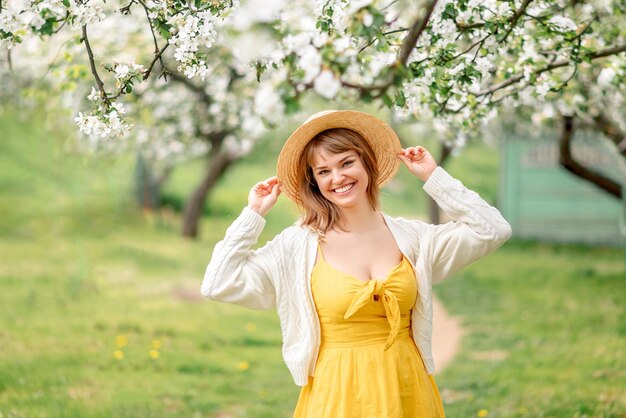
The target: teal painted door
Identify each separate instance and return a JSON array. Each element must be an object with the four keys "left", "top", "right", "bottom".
[{"left": 500, "top": 137, "right": 623, "bottom": 246}]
